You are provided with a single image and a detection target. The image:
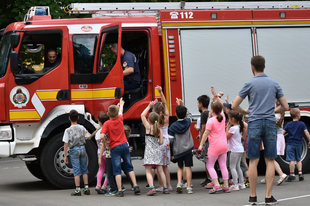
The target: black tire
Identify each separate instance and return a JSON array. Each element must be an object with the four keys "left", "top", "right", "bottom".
[
  {"left": 276, "top": 127, "right": 310, "bottom": 174},
  {"left": 25, "top": 161, "right": 46, "bottom": 181},
  {"left": 40, "top": 133, "right": 98, "bottom": 188}
]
